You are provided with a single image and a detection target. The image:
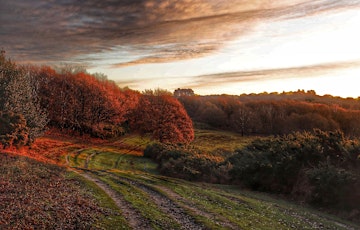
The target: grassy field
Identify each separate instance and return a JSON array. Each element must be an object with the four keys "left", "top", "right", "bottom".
[
  {"left": 1, "top": 129, "right": 359, "bottom": 229},
  {"left": 192, "top": 129, "right": 255, "bottom": 152}
]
